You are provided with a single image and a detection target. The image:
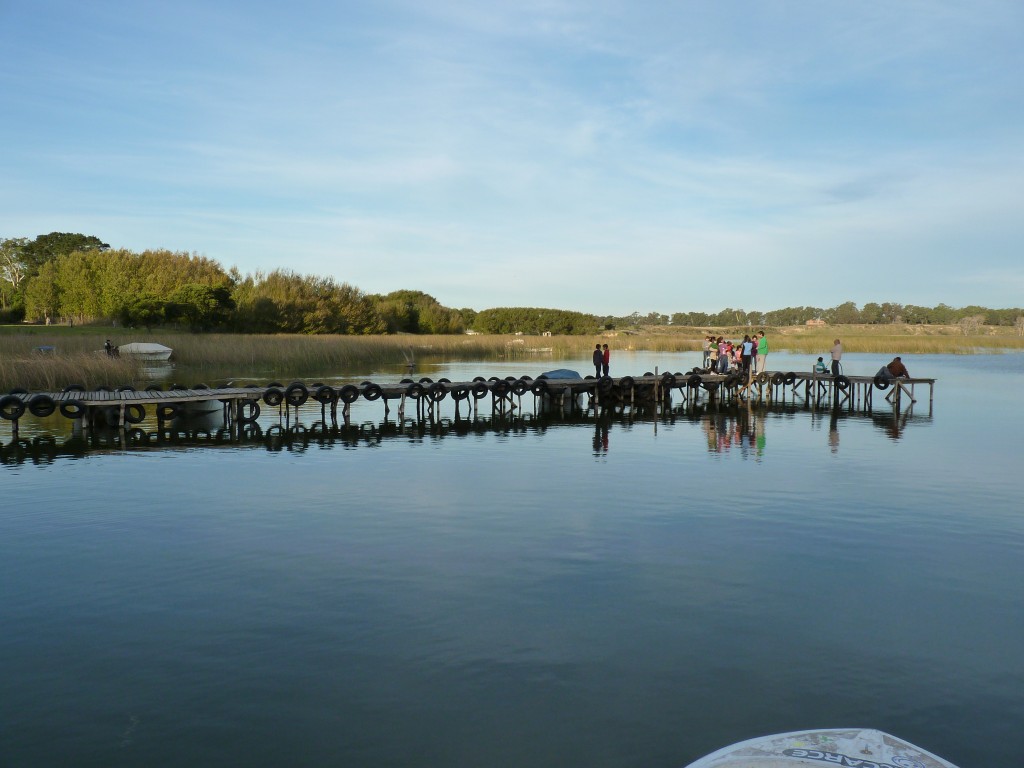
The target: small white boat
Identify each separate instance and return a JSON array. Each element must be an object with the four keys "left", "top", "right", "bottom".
[
  {"left": 116, "top": 342, "right": 173, "bottom": 361},
  {"left": 684, "top": 728, "right": 959, "bottom": 768}
]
